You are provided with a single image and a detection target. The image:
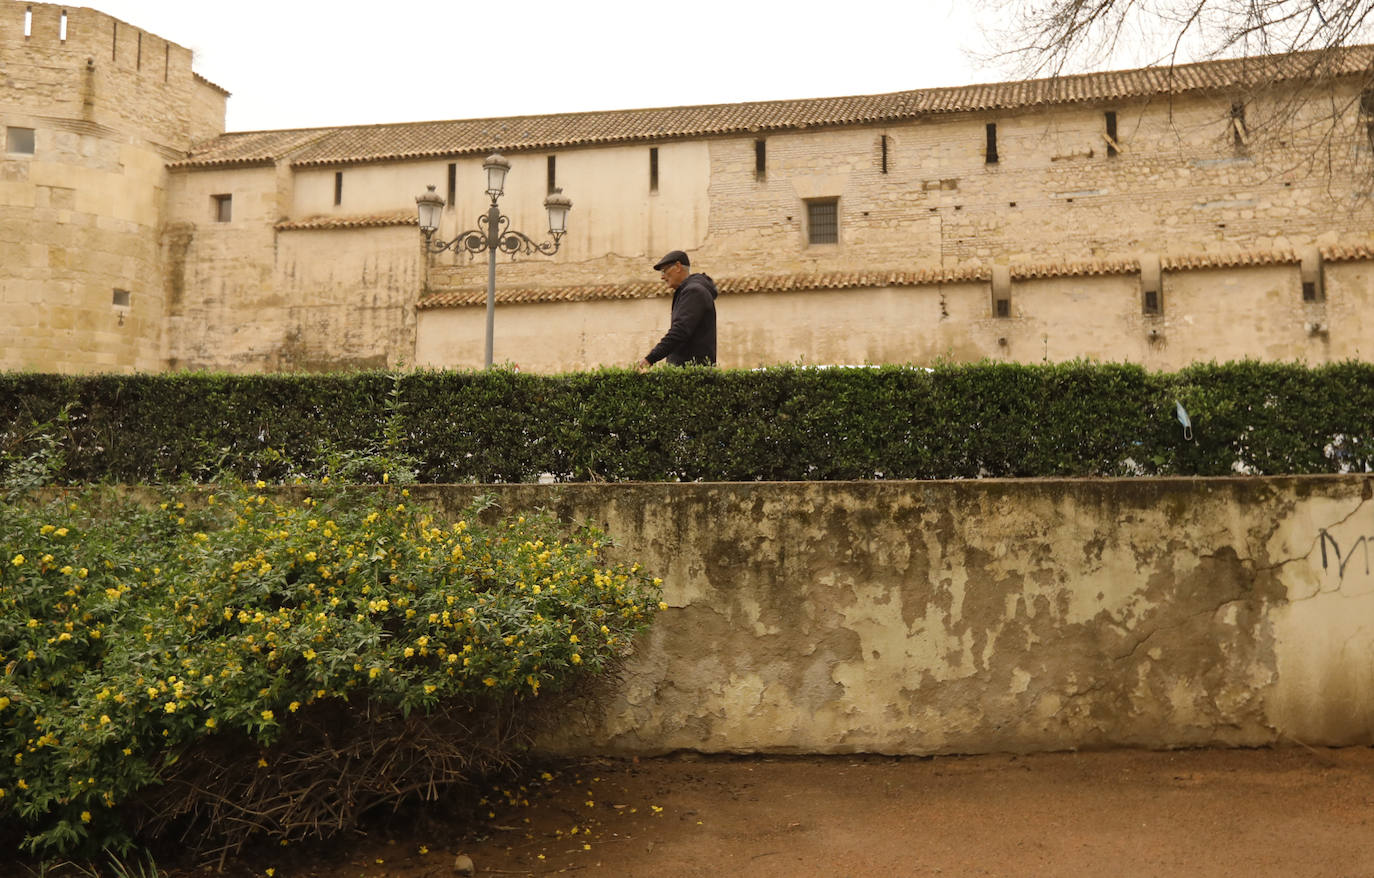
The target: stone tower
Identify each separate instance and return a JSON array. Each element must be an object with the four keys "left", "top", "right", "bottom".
[{"left": 0, "top": 2, "right": 226, "bottom": 372}]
